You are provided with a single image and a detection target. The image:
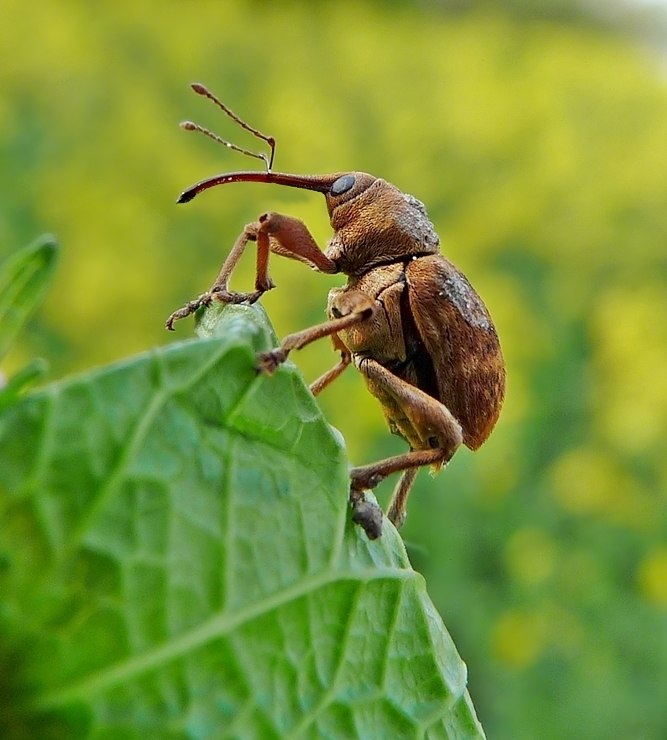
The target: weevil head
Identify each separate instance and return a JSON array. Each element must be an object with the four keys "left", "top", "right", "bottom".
[{"left": 320, "top": 172, "right": 440, "bottom": 276}]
